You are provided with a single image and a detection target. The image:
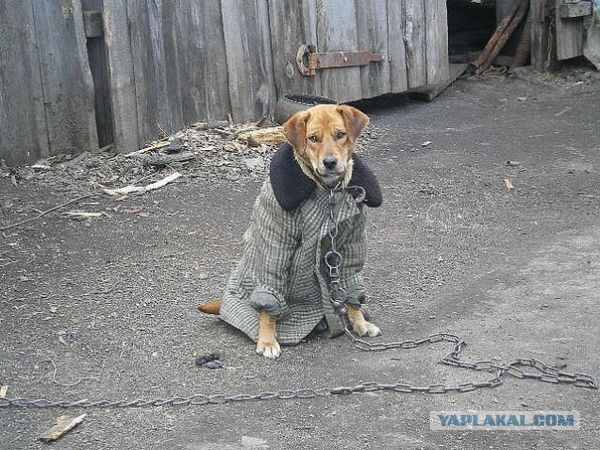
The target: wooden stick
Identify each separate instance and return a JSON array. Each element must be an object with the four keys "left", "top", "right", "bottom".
[
  {"left": 103, "top": 172, "right": 181, "bottom": 197},
  {"left": 39, "top": 414, "right": 87, "bottom": 442},
  {"left": 471, "top": 0, "right": 529, "bottom": 75},
  {"left": 124, "top": 140, "right": 170, "bottom": 158},
  {"left": 0, "top": 194, "right": 94, "bottom": 232}
]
